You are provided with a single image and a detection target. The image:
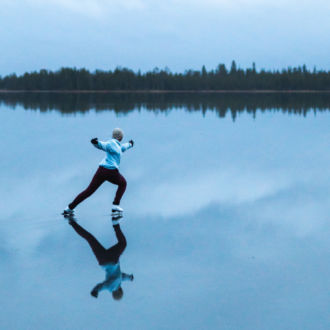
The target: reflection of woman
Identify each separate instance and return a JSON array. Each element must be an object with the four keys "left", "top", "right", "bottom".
[{"left": 68, "top": 217, "right": 134, "bottom": 300}]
